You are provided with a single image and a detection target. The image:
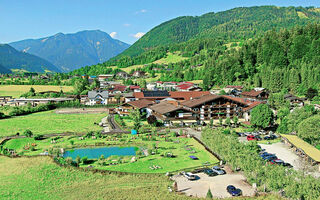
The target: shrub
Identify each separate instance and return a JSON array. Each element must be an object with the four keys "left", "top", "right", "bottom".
[{"left": 24, "top": 129, "right": 33, "bottom": 137}]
